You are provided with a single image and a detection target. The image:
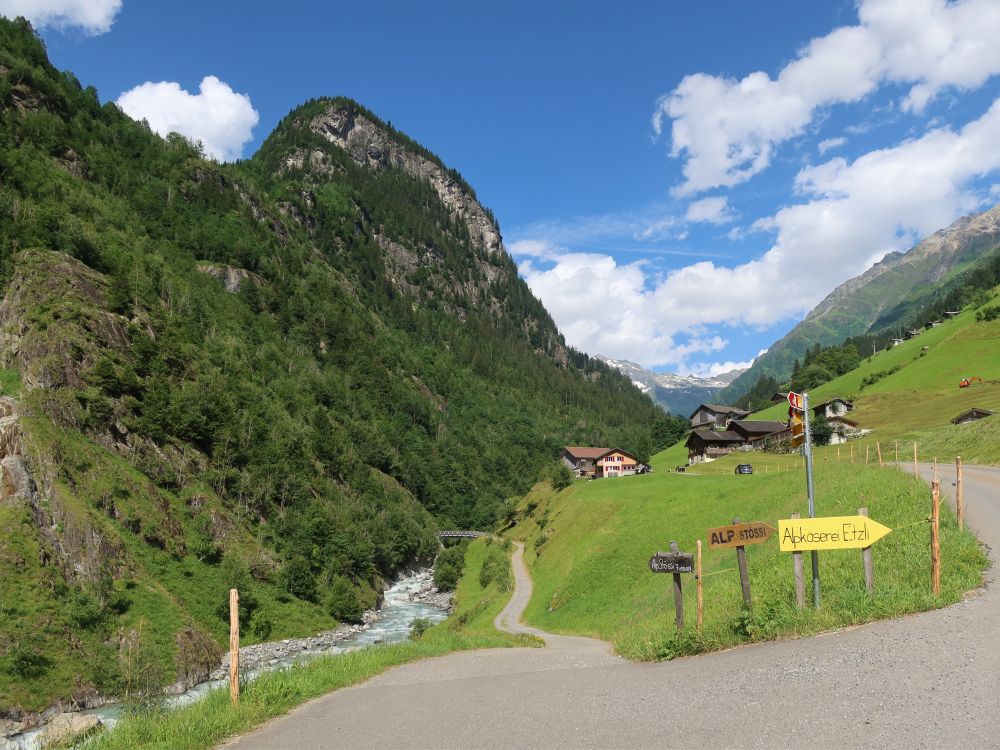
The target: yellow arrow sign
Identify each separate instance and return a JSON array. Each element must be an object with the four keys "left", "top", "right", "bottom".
[{"left": 778, "top": 515, "right": 892, "bottom": 552}]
